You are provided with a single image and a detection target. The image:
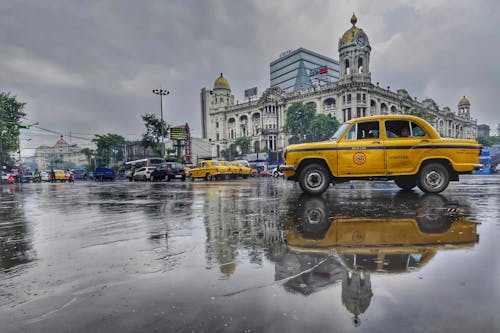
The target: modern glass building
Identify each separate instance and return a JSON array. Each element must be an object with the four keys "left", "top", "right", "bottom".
[{"left": 270, "top": 47, "right": 340, "bottom": 92}]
